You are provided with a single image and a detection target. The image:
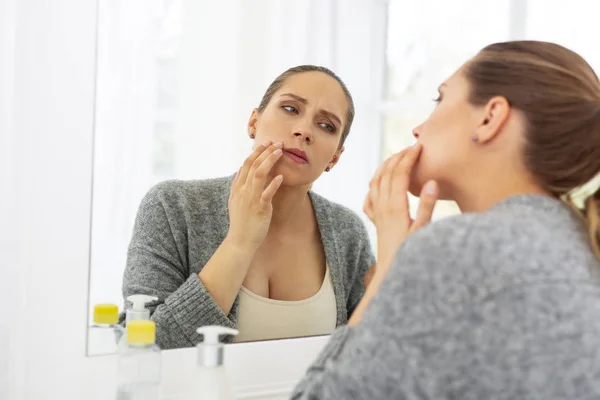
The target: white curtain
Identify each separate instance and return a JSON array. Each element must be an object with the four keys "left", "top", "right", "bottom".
[
  {"left": 89, "top": 0, "right": 385, "bottom": 314},
  {"left": 0, "top": 0, "right": 18, "bottom": 396},
  {"left": 89, "top": 0, "right": 165, "bottom": 311}
]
